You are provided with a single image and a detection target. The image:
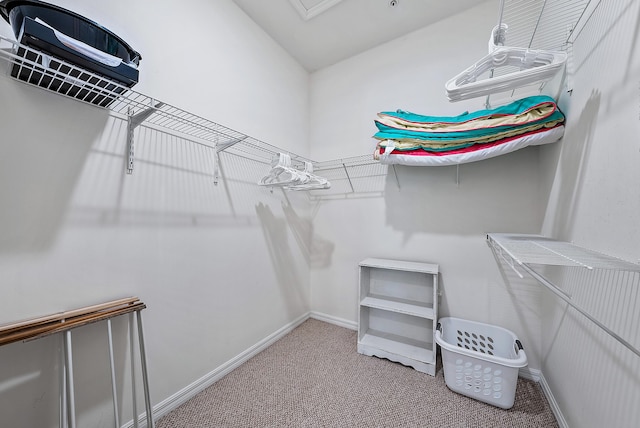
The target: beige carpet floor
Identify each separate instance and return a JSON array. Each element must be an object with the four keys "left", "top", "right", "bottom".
[{"left": 156, "top": 319, "right": 558, "bottom": 427}]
